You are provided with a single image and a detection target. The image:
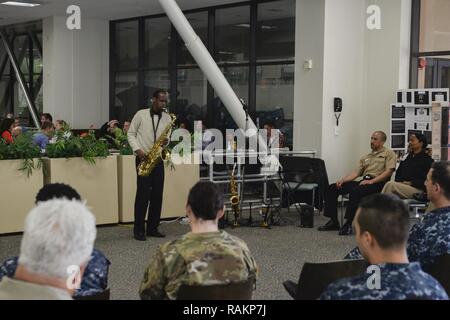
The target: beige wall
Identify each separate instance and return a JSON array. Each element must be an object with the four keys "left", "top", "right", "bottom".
[{"left": 294, "top": 0, "right": 411, "bottom": 182}]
